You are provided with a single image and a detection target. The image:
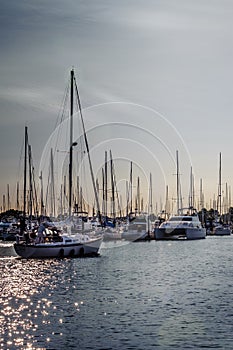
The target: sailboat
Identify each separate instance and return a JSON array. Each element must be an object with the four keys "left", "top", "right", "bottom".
[
  {"left": 14, "top": 69, "right": 103, "bottom": 258},
  {"left": 102, "top": 150, "right": 122, "bottom": 241},
  {"left": 213, "top": 152, "right": 231, "bottom": 236},
  {"left": 122, "top": 166, "right": 151, "bottom": 242}
]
